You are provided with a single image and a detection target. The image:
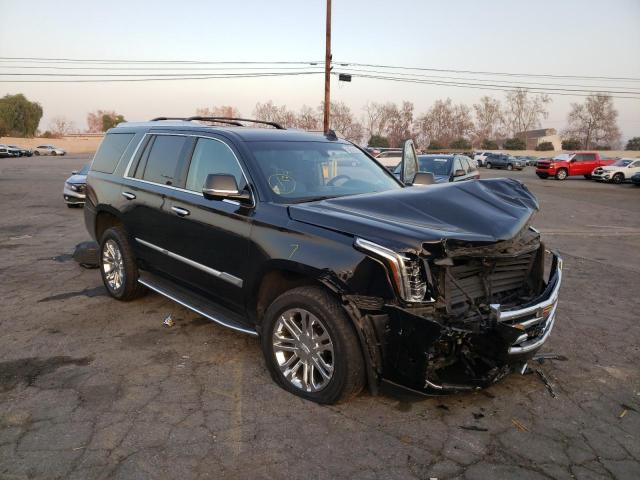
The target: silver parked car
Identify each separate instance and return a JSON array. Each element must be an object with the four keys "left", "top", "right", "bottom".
[
  {"left": 34, "top": 144, "right": 66, "bottom": 156},
  {"left": 63, "top": 163, "right": 89, "bottom": 207}
]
